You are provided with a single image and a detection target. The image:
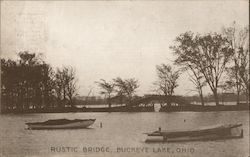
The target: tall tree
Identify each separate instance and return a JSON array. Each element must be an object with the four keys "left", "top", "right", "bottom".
[
  {"left": 1, "top": 52, "right": 78, "bottom": 113},
  {"left": 40, "top": 63, "right": 55, "bottom": 108},
  {"left": 17, "top": 51, "right": 44, "bottom": 110},
  {"left": 1, "top": 59, "right": 18, "bottom": 111},
  {"left": 54, "top": 66, "right": 78, "bottom": 108},
  {"left": 185, "top": 65, "right": 206, "bottom": 106},
  {"left": 171, "top": 32, "right": 234, "bottom": 106},
  {"left": 154, "top": 64, "right": 179, "bottom": 97},
  {"left": 1, "top": 51, "right": 56, "bottom": 112},
  {"left": 222, "top": 23, "right": 249, "bottom": 105},
  {"left": 95, "top": 79, "right": 114, "bottom": 108},
  {"left": 172, "top": 41, "right": 207, "bottom": 105},
  {"left": 54, "top": 68, "right": 64, "bottom": 108},
  {"left": 65, "top": 67, "right": 77, "bottom": 107}
]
